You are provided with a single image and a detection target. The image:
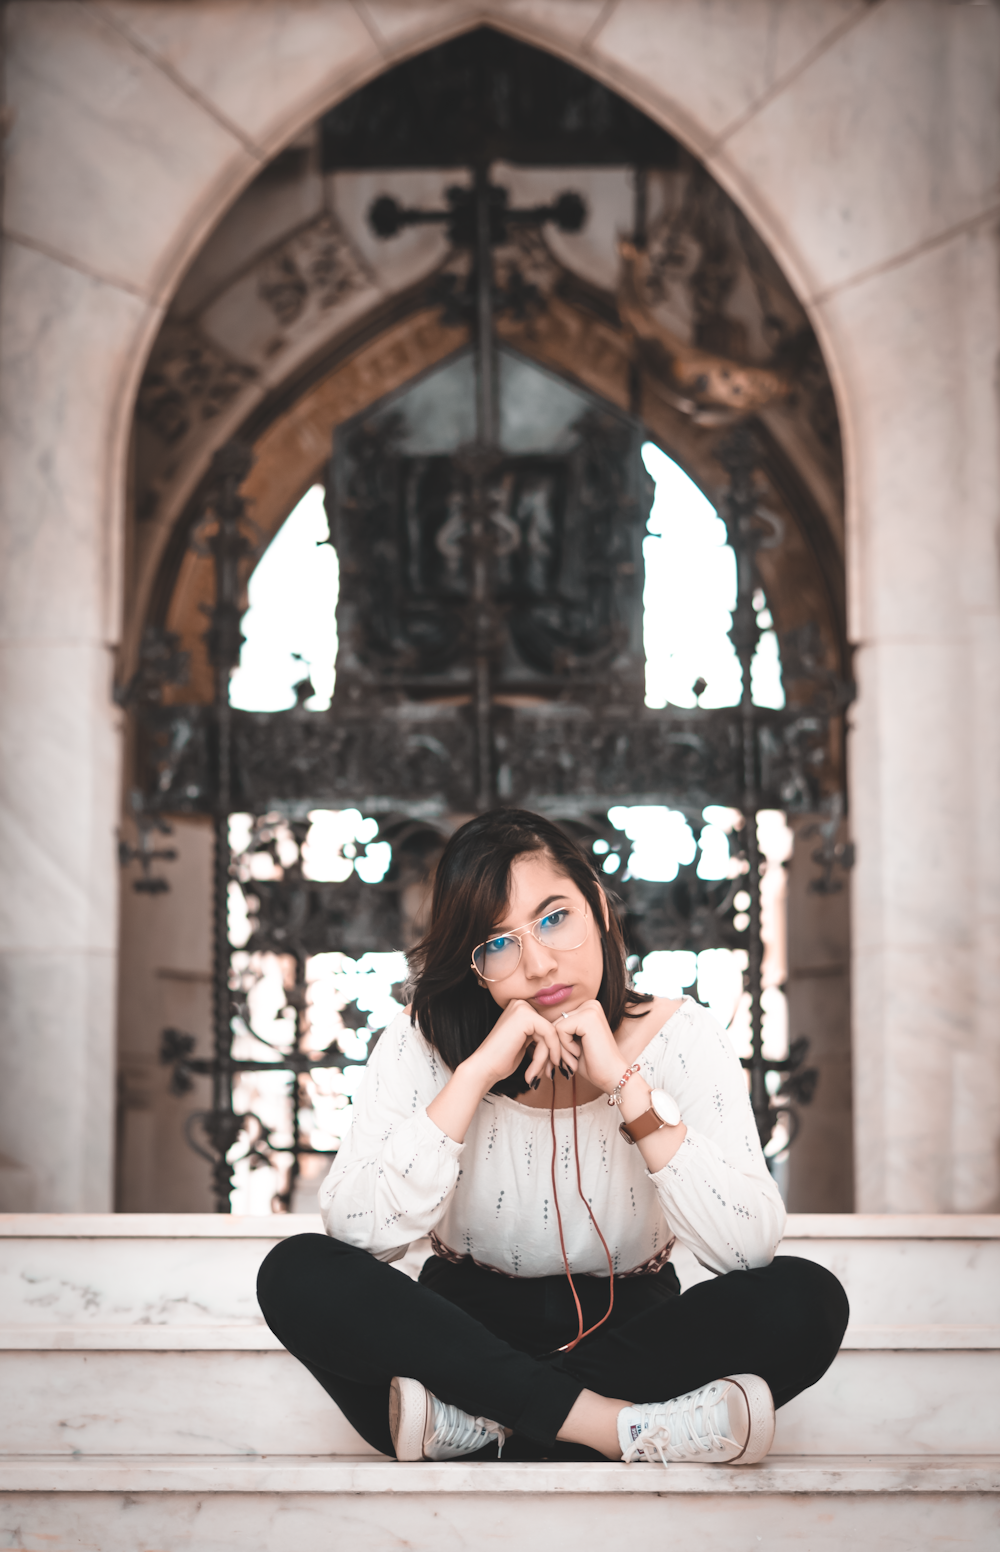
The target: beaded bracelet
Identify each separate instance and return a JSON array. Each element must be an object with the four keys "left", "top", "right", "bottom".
[{"left": 608, "top": 1061, "right": 641, "bottom": 1107}]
